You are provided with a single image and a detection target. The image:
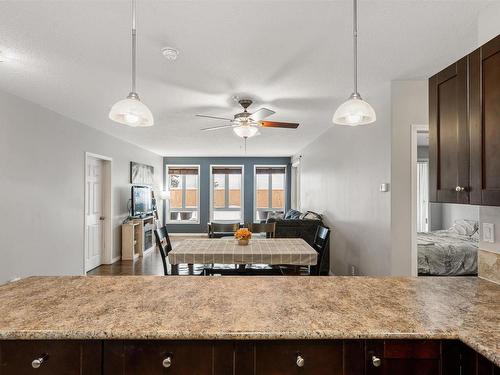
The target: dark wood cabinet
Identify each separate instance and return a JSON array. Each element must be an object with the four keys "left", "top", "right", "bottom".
[
  {"left": 0, "top": 339, "right": 498, "bottom": 374},
  {"left": 469, "top": 35, "right": 500, "bottom": 206},
  {"left": 429, "top": 34, "right": 500, "bottom": 206},
  {"left": 429, "top": 57, "right": 470, "bottom": 204},
  {"left": 103, "top": 340, "right": 227, "bottom": 375},
  {"left": 0, "top": 340, "right": 101, "bottom": 375}
]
